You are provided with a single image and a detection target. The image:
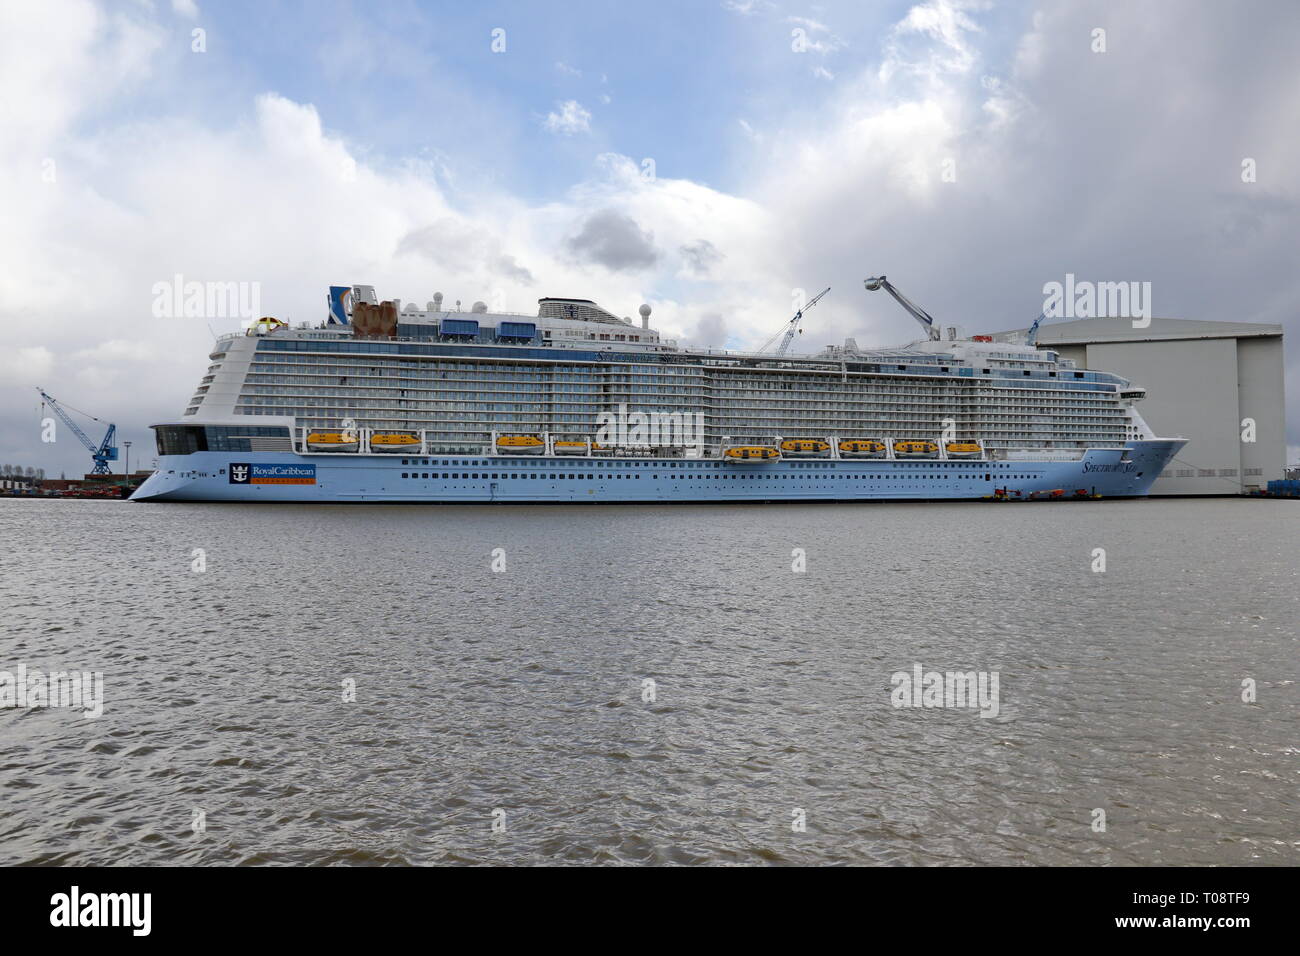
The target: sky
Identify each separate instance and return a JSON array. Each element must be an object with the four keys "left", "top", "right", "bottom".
[{"left": 2, "top": 0, "right": 1298, "bottom": 477}]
